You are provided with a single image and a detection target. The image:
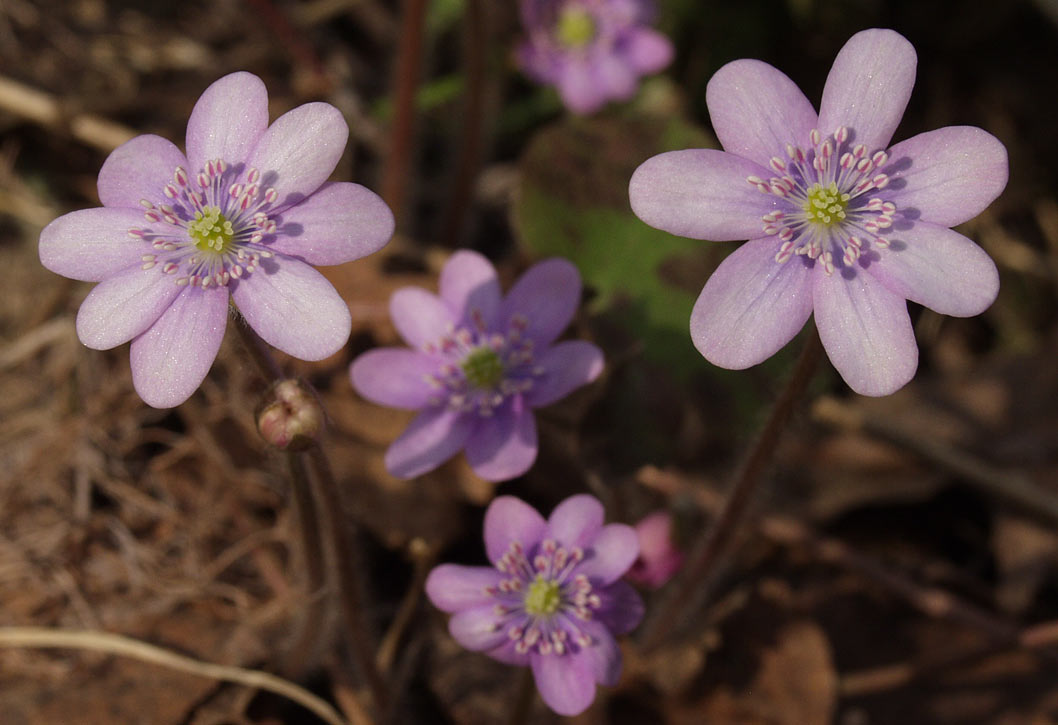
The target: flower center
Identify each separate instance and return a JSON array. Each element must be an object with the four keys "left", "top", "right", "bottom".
[
  {"left": 460, "top": 346, "right": 506, "bottom": 389},
  {"left": 746, "top": 126, "right": 899, "bottom": 276},
  {"left": 188, "top": 206, "right": 235, "bottom": 254},
  {"left": 556, "top": 7, "right": 596, "bottom": 48},
  {"left": 524, "top": 575, "right": 562, "bottom": 616}
]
